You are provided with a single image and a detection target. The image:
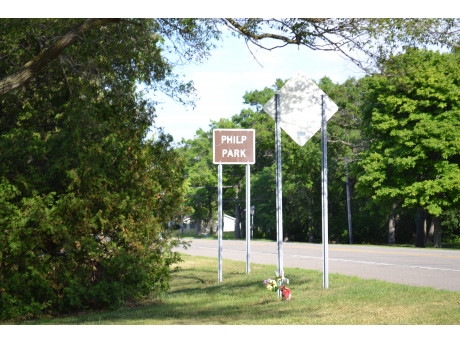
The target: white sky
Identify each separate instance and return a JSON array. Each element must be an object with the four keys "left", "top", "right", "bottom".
[{"left": 150, "top": 32, "right": 365, "bottom": 142}]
